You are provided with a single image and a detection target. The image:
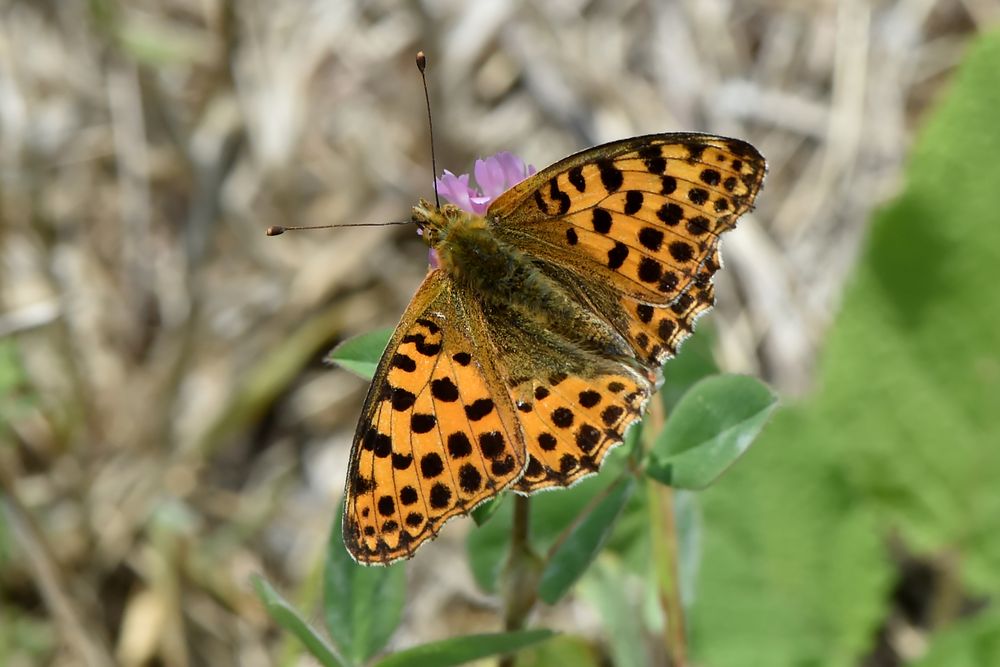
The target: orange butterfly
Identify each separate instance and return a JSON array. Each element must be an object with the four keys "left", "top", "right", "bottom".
[{"left": 344, "top": 134, "right": 765, "bottom": 564}]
